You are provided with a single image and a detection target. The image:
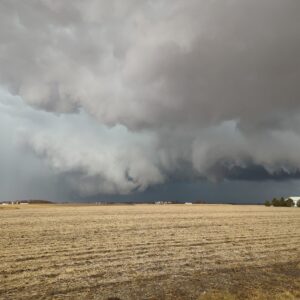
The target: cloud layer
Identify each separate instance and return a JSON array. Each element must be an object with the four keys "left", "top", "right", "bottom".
[{"left": 0, "top": 0, "right": 300, "bottom": 197}]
